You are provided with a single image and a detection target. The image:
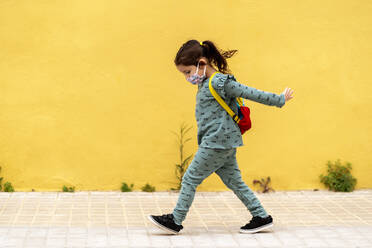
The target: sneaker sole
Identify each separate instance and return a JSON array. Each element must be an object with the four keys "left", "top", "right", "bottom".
[
  {"left": 239, "top": 222, "right": 274, "bottom": 234},
  {"left": 147, "top": 215, "right": 180, "bottom": 235}
]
